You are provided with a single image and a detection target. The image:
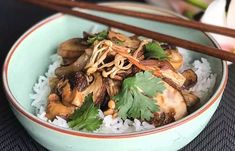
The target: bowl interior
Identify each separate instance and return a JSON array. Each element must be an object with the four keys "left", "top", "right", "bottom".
[{"left": 6, "top": 5, "right": 224, "bottom": 121}]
